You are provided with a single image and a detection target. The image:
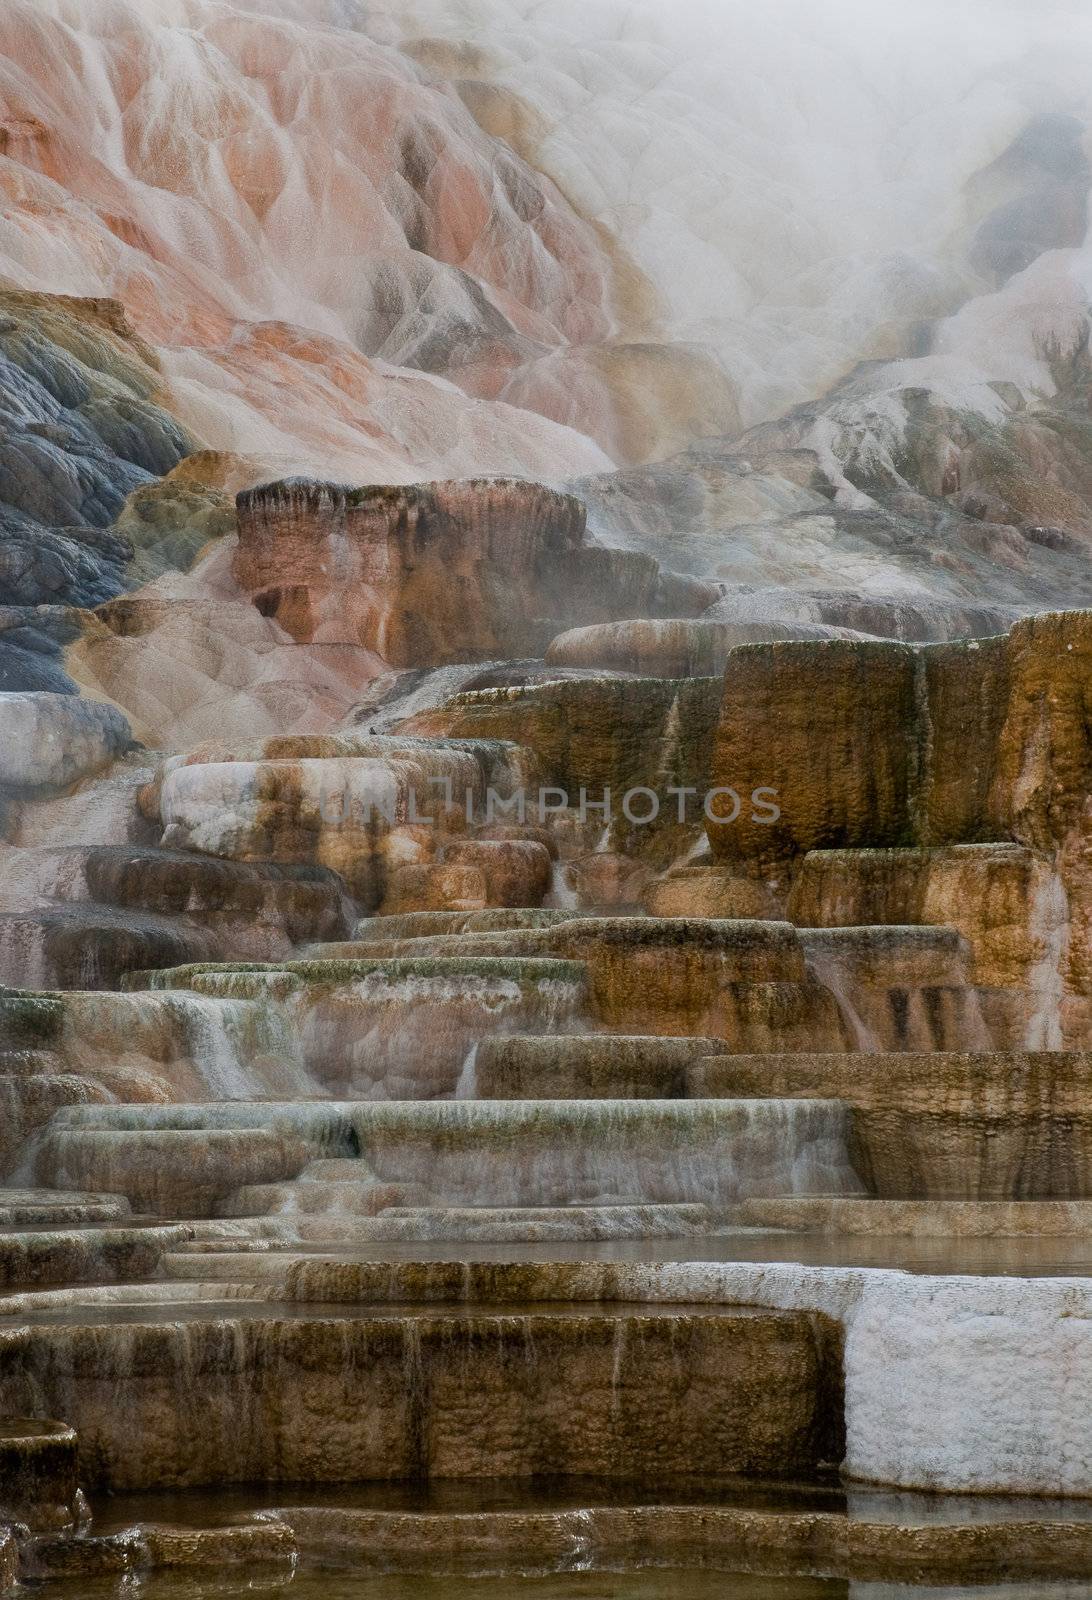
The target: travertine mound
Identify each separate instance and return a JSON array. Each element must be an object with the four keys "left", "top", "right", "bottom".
[
  {"left": 546, "top": 619, "right": 758, "bottom": 677},
  {"left": 233, "top": 477, "right": 711, "bottom": 663},
  {"left": 0, "top": 2, "right": 1091, "bottom": 1538},
  {"left": 700, "top": 1050, "right": 1092, "bottom": 1198},
  {"left": 0, "top": 1301, "right": 838, "bottom": 1490},
  {"left": 0, "top": 609, "right": 85, "bottom": 696},
  {"left": 406, "top": 675, "right": 722, "bottom": 805},
  {"left": 0, "top": 693, "right": 131, "bottom": 796},
  {"left": 708, "top": 611, "right": 1091, "bottom": 1041},
  {"left": 155, "top": 732, "right": 533, "bottom": 906},
  {"left": 711, "top": 611, "right": 1091, "bottom": 862},
  {"left": 0, "top": 846, "right": 350, "bottom": 987}
]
